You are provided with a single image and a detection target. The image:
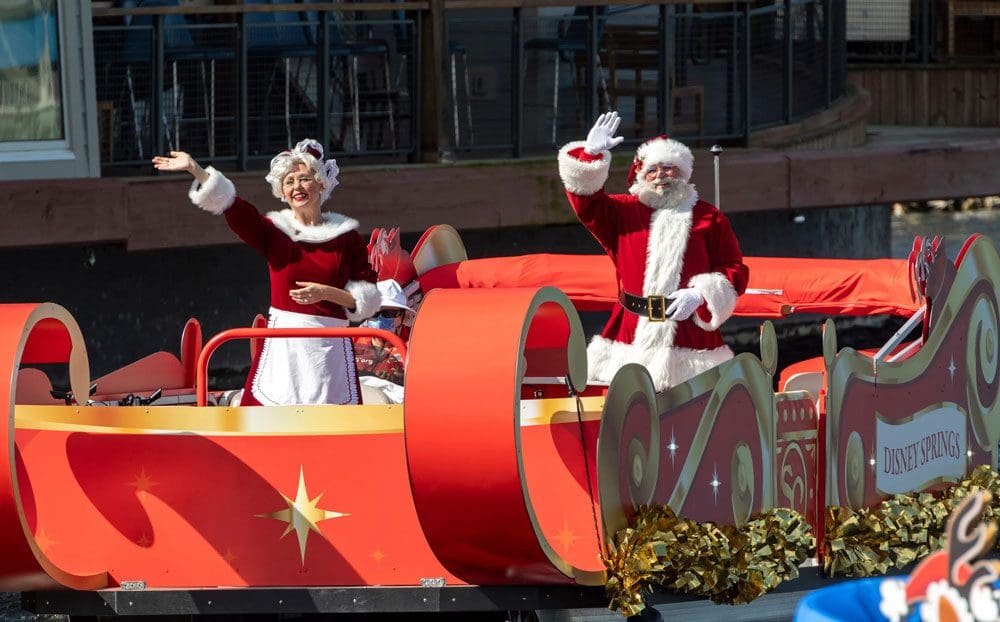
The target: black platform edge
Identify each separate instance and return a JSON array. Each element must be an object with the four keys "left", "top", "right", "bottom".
[
  {"left": 23, "top": 585, "right": 610, "bottom": 616},
  {"left": 20, "top": 563, "right": 916, "bottom": 616}
]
